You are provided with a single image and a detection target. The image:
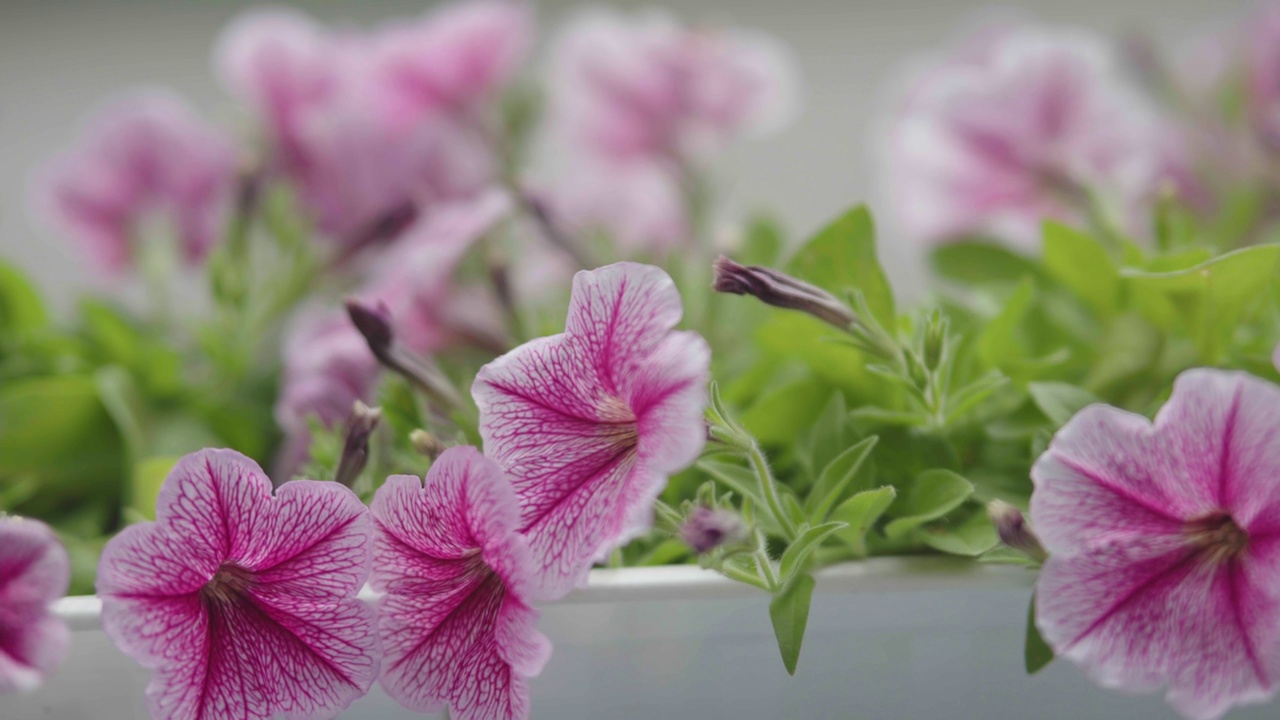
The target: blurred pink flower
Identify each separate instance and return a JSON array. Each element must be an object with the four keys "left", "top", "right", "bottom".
[
  {"left": 1247, "top": 3, "right": 1280, "bottom": 152},
  {"left": 543, "top": 159, "right": 689, "bottom": 253},
  {"left": 0, "top": 516, "right": 70, "bottom": 694},
  {"left": 1031, "top": 369, "right": 1280, "bottom": 720},
  {"left": 215, "top": 5, "right": 521, "bottom": 252},
  {"left": 371, "top": 446, "right": 551, "bottom": 720},
  {"left": 274, "top": 191, "right": 511, "bottom": 478},
  {"left": 885, "top": 25, "right": 1181, "bottom": 248},
  {"left": 37, "top": 92, "right": 236, "bottom": 276},
  {"left": 548, "top": 8, "right": 798, "bottom": 164},
  {"left": 375, "top": 0, "right": 534, "bottom": 128},
  {"left": 98, "top": 449, "right": 379, "bottom": 720},
  {"left": 473, "top": 263, "right": 710, "bottom": 597}
]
